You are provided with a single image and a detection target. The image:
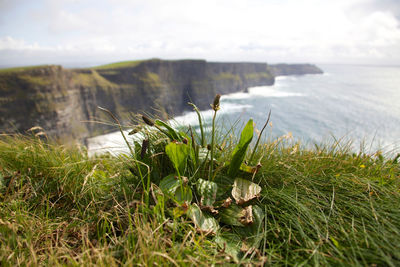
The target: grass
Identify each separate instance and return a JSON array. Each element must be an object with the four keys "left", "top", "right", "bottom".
[
  {"left": 72, "top": 70, "right": 118, "bottom": 88},
  {"left": 1, "top": 105, "right": 400, "bottom": 266},
  {"left": 213, "top": 72, "right": 241, "bottom": 82},
  {"left": 92, "top": 60, "right": 144, "bottom": 70},
  {"left": 0, "top": 65, "right": 52, "bottom": 73}
]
